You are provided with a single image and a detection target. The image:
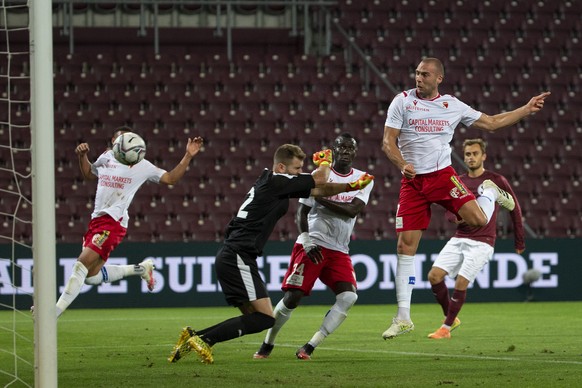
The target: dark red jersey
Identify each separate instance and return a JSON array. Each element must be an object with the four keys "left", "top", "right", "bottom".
[{"left": 453, "top": 170, "right": 525, "bottom": 250}]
